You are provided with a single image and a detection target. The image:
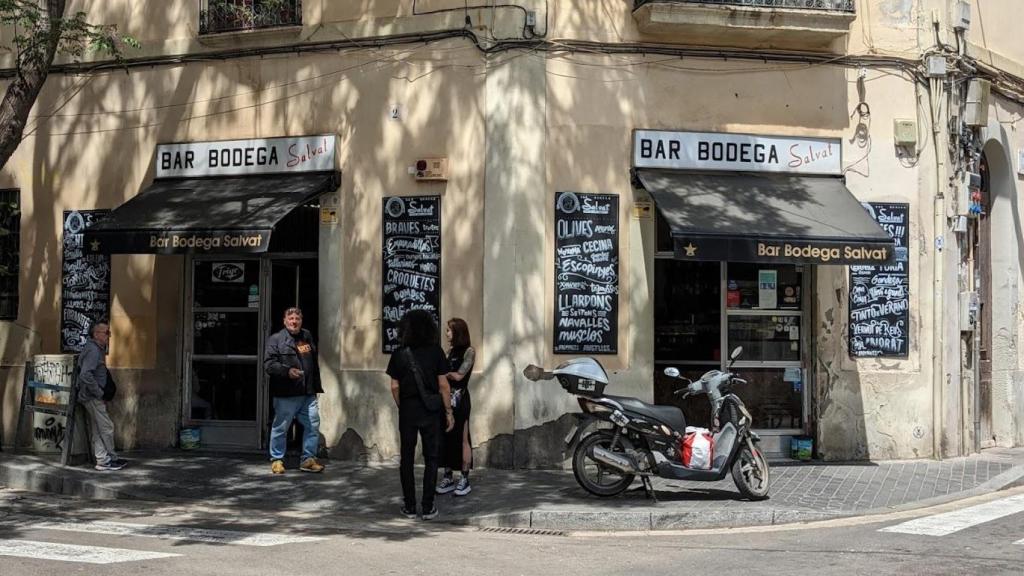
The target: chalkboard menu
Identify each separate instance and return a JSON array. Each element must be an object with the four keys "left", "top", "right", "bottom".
[
  {"left": 849, "top": 203, "right": 909, "bottom": 358},
  {"left": 62, "top": 210, "right": 112, "bottom": 353},
  {"left": 554, "top": 192, "right": 619, "bottom": 354},
  {"left": 382, "top": 196, "right": 441, "bottom": 354}
]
